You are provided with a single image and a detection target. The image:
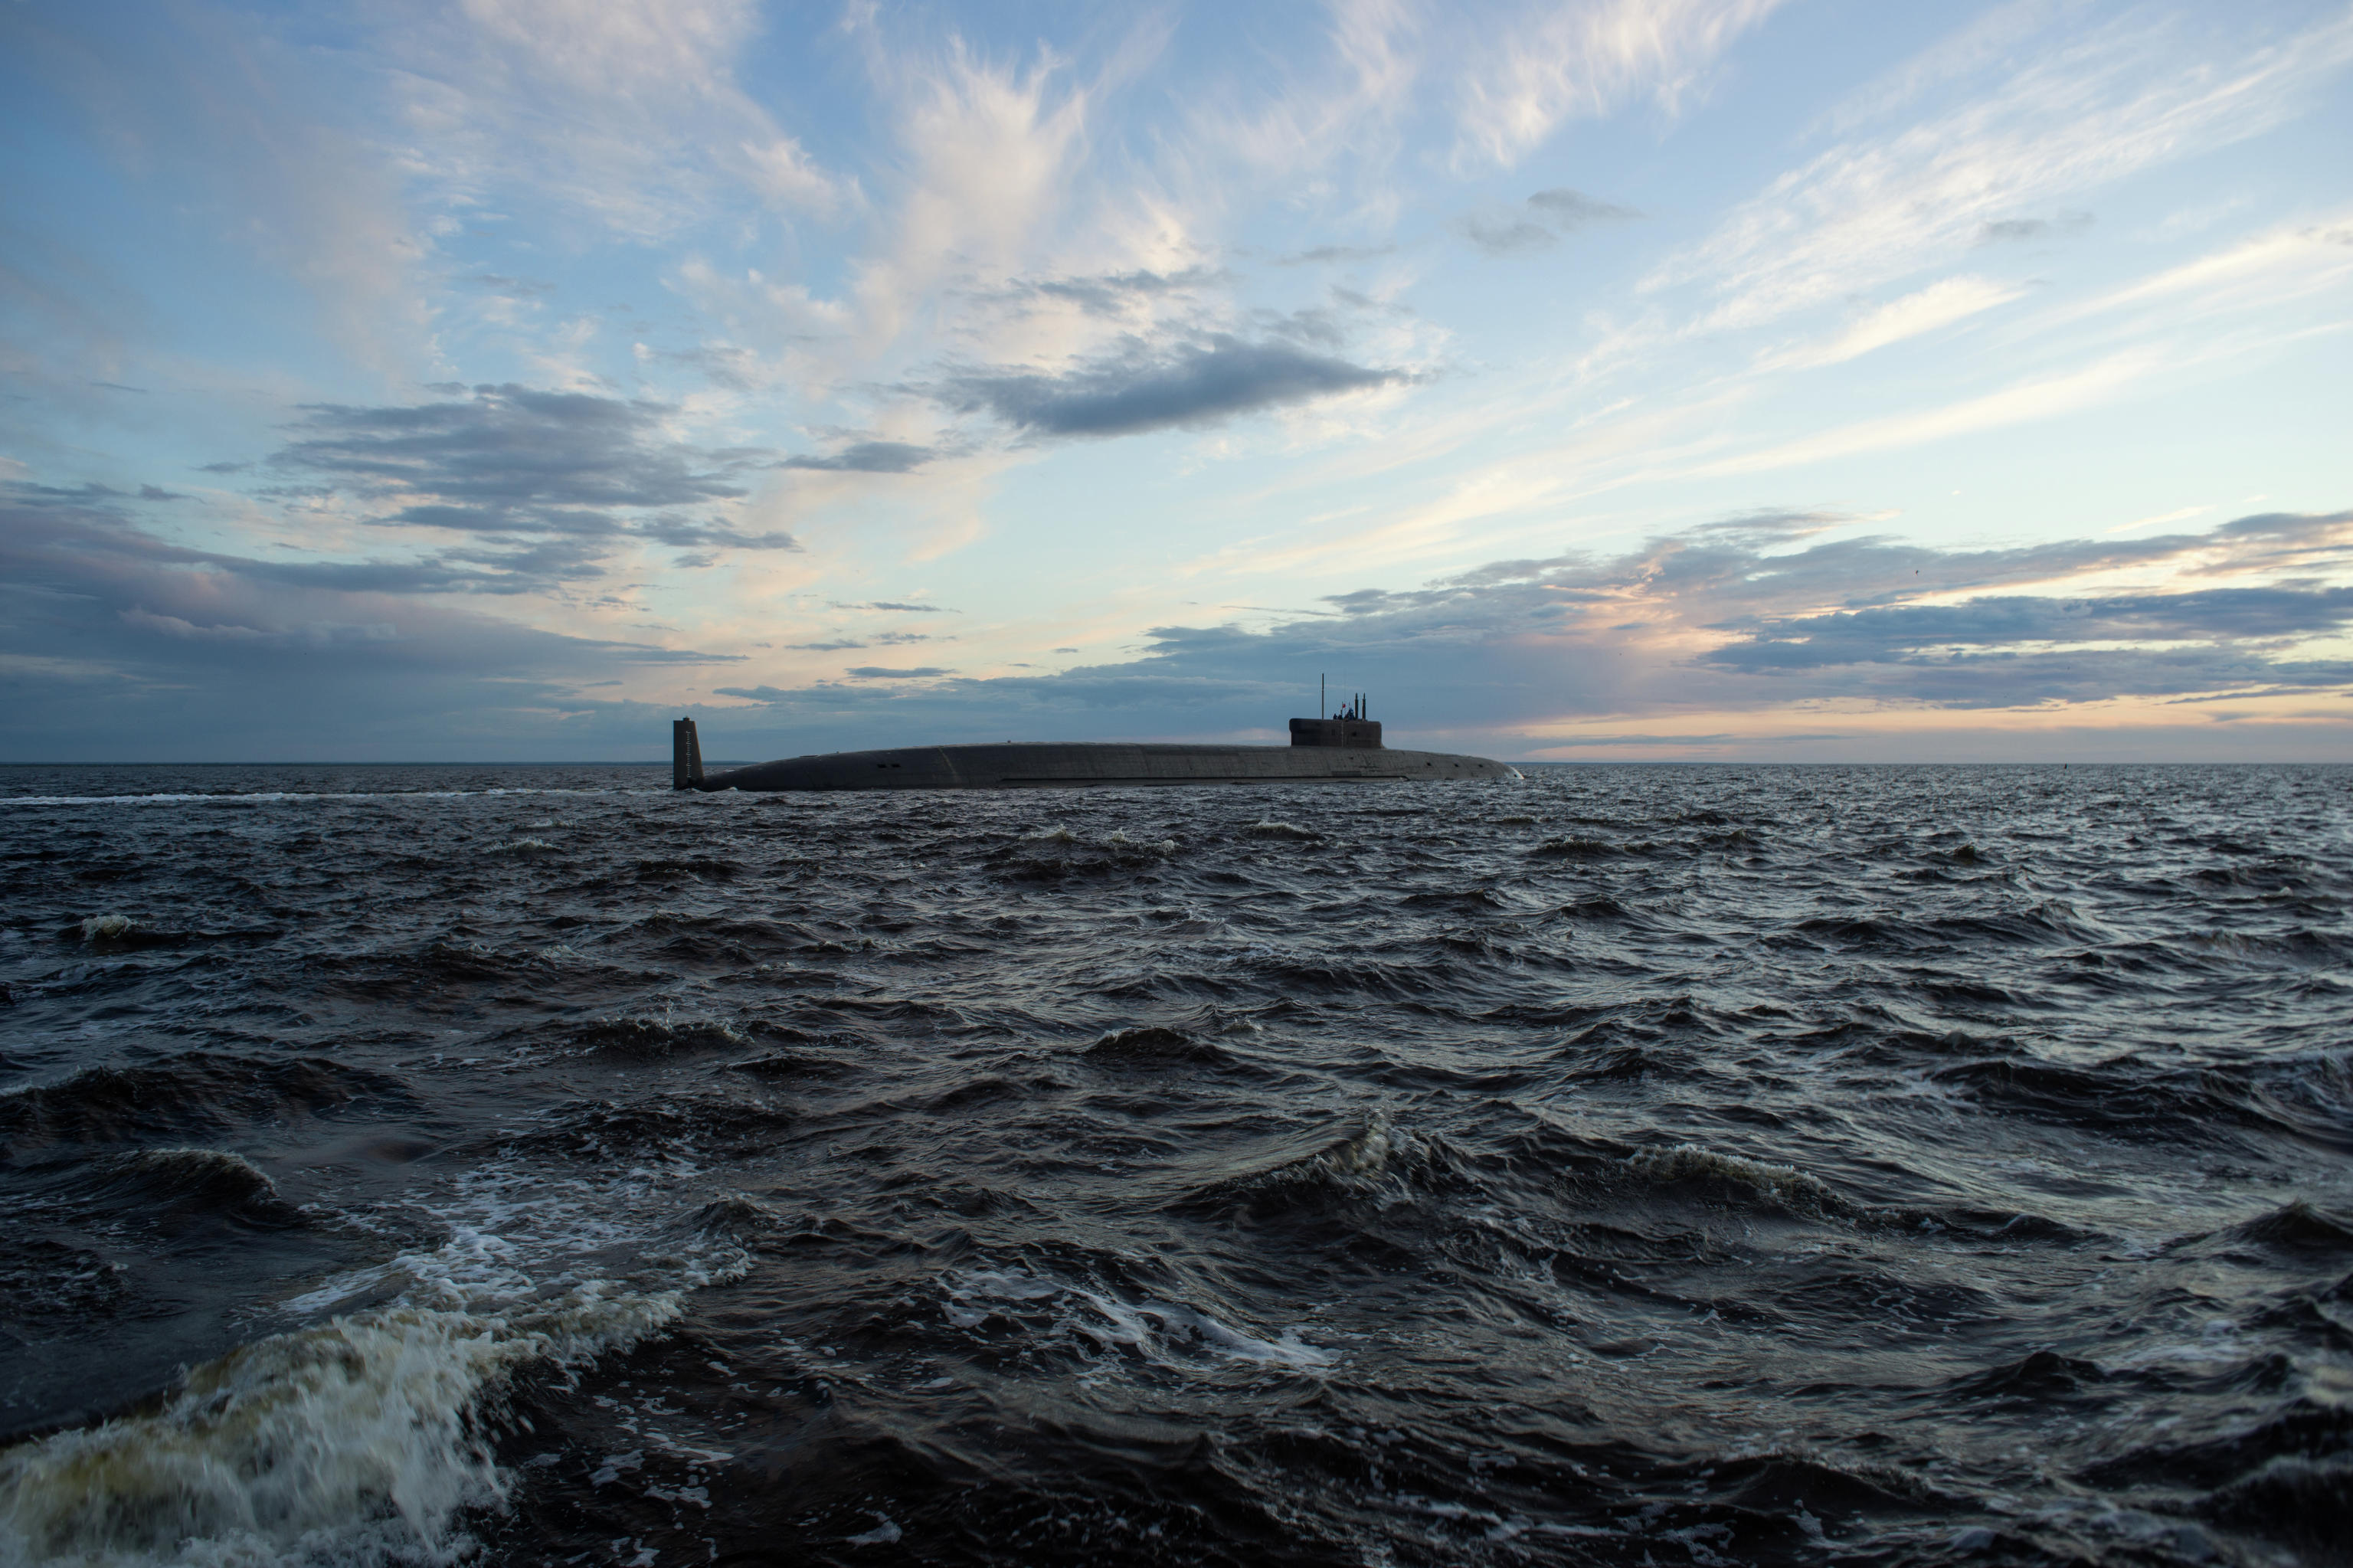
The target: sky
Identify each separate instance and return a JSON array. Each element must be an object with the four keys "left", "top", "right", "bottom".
[{"left": 2, "top": 0, "right": 2349, "bottom": 764}]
